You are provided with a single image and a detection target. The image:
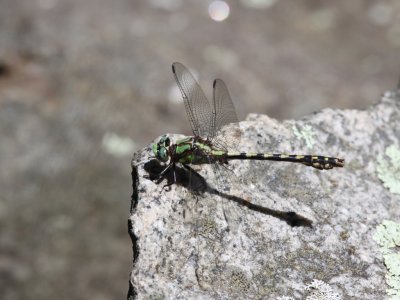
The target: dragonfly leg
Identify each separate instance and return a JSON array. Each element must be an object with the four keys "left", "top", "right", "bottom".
[
  {"left": 158, "top": 162, "right": 173, "bottom": 178},
  {"left": 152, "top": 162, "right": 173, "bottom": 184},
  {"left": 161, "top": 163, "right": 176, "bottom": 190}
]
